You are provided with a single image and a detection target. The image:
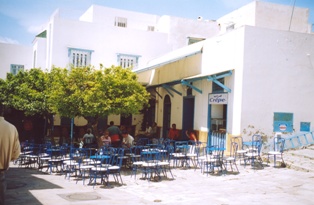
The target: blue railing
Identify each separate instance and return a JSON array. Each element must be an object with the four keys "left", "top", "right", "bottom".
[
  {"left": 283, "top": 131, "right": 314, "bottom": 150},
  {"left": 209, "top": 131, "right": 226, "bottom": 148}
]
